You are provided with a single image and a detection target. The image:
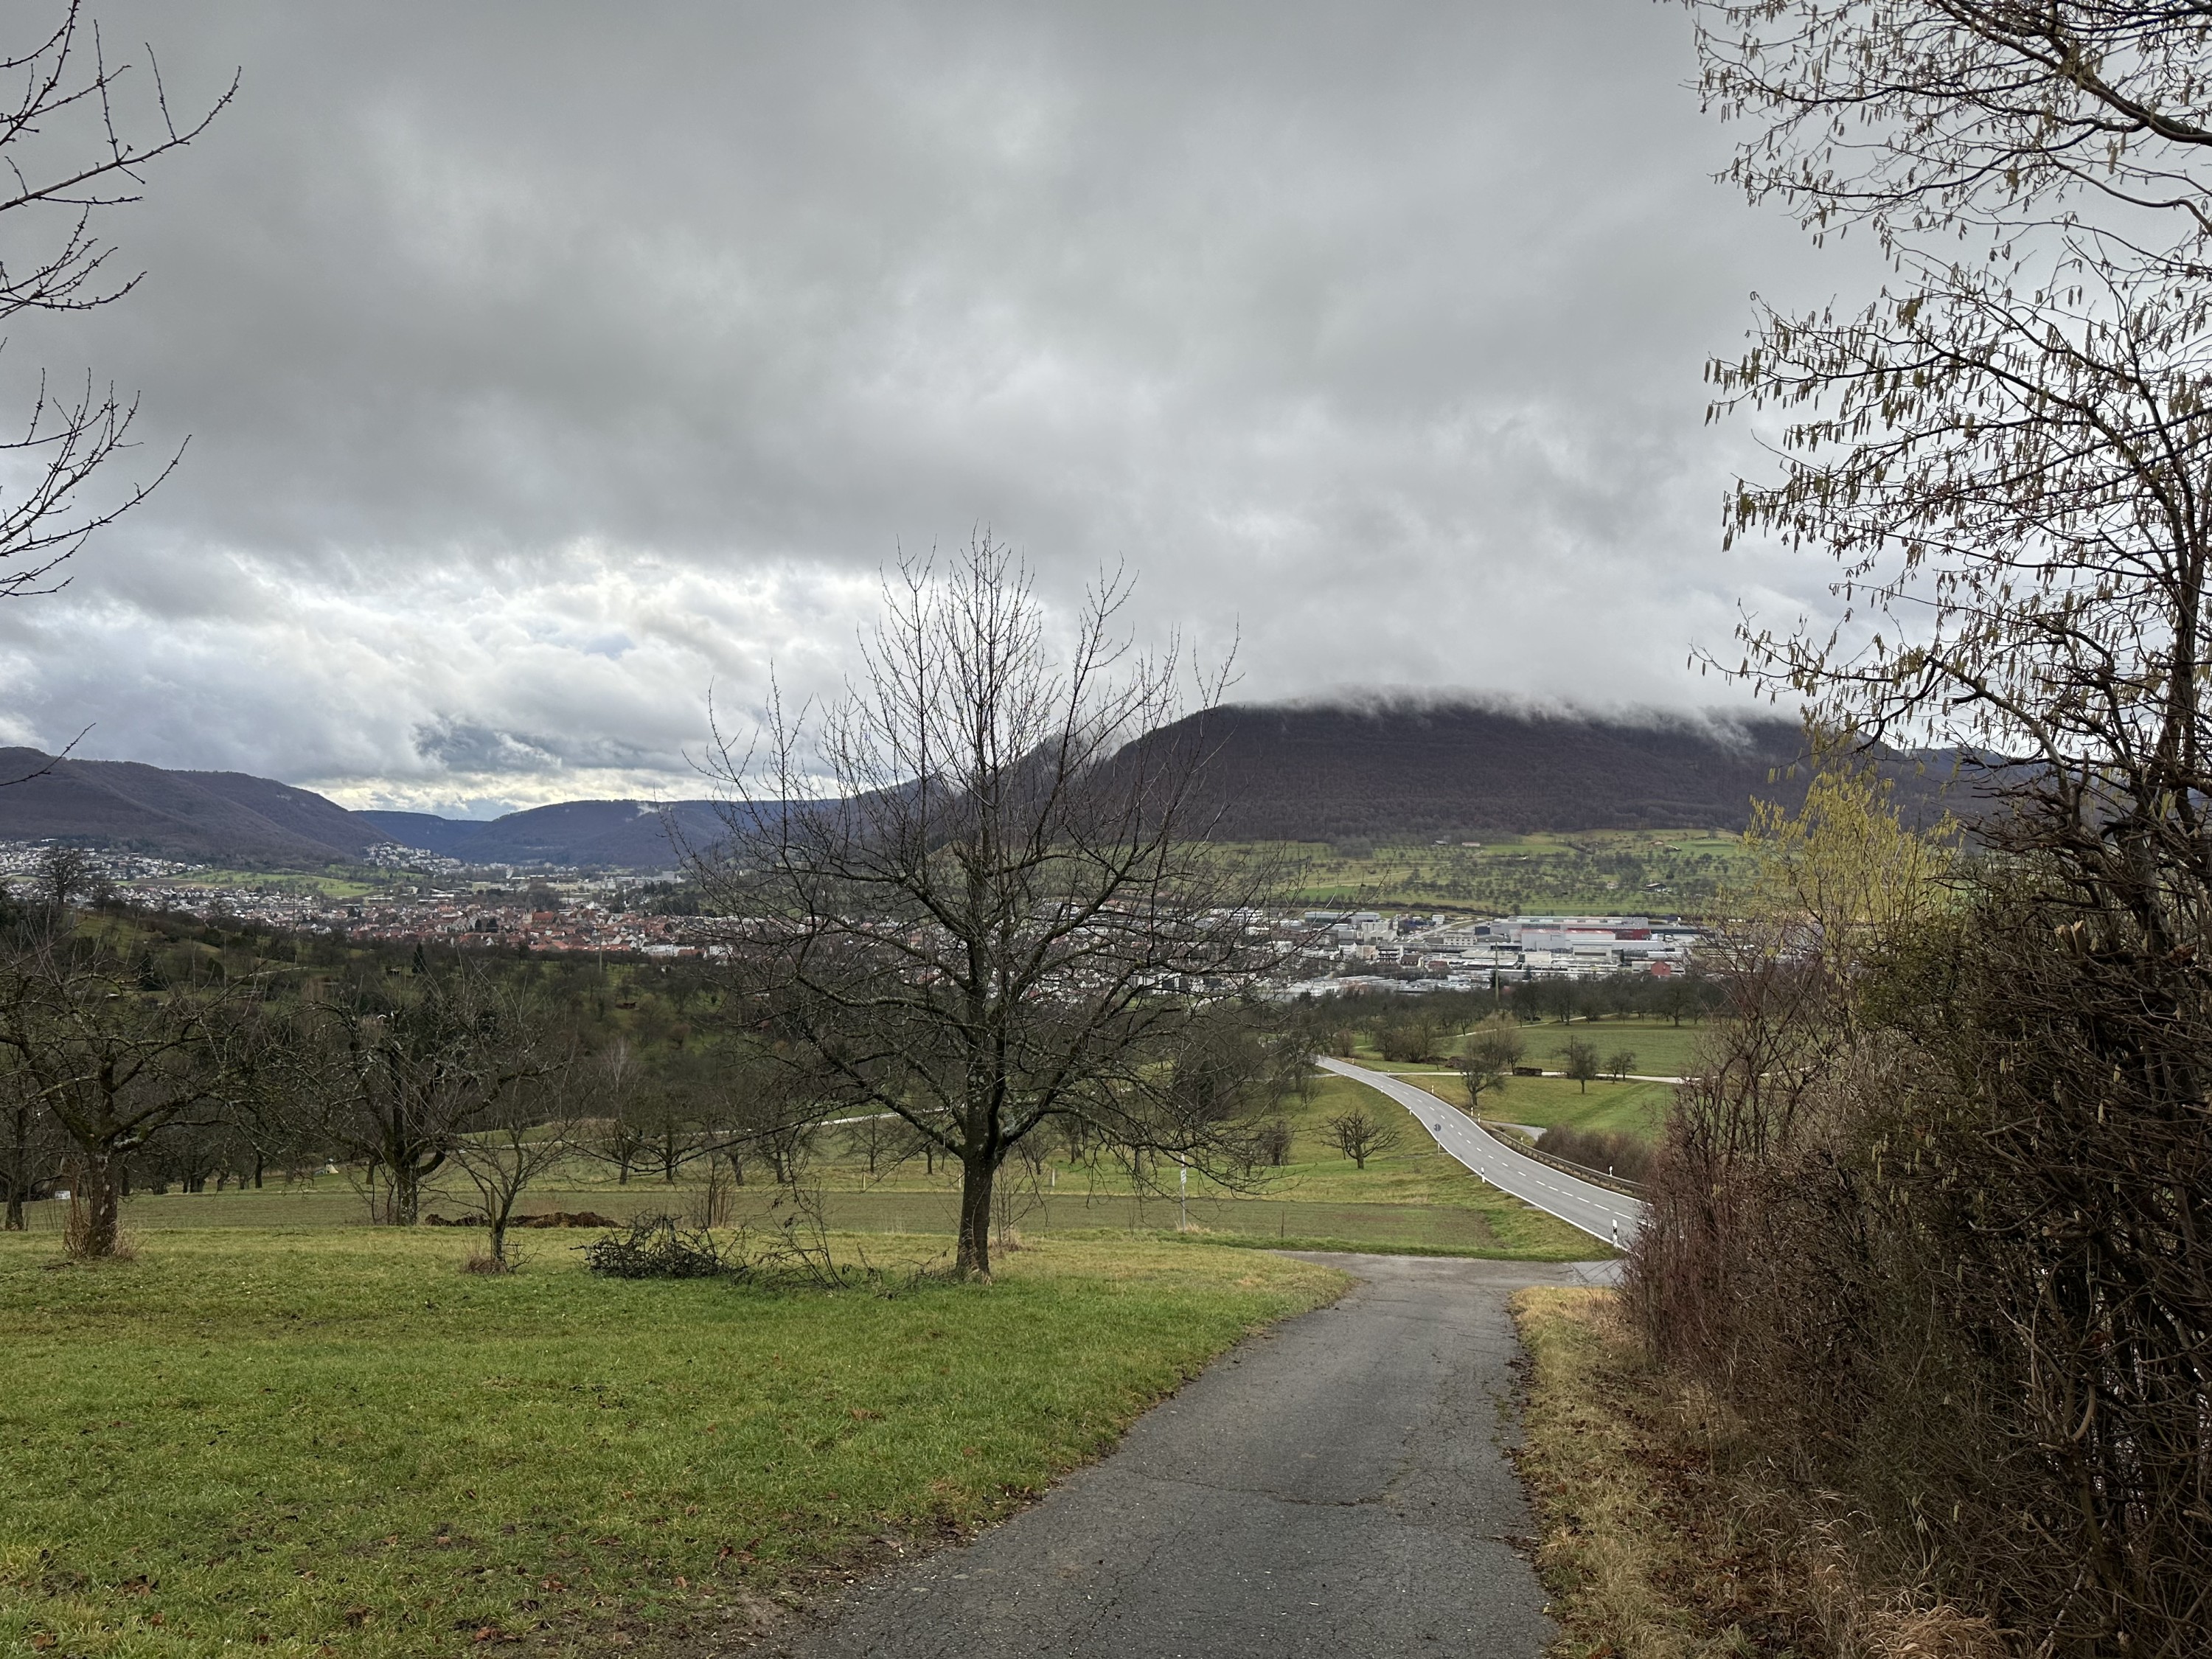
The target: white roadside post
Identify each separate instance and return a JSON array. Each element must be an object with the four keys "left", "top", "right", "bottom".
[{"left": 1178, "top": 1161, "right": 1189, "bottom": 1231}]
